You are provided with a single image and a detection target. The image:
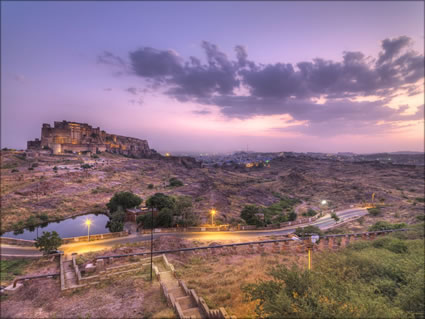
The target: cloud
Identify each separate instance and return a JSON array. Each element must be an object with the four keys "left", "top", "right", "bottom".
[
  {"left": 97, "top": 51, "right": 126, "bottom": 67},
  {"left": 192, "top": 109, "right": 211, "bottom": 115},
  {"left": 100, "top": 36, "right": 424, "bottom": 136},
  {"left": 125, "top": 87, "right": 138, "bottom": 95}
]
